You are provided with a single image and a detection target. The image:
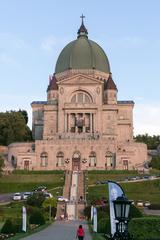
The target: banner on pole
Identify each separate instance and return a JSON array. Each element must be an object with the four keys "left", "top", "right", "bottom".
[
  {"left": 91, "top": 205, "right": 94, "bottom": 221},
  {"left": 93, "top": 207, "right": 97, "bottom": 233},
  {"left": 108, "top": 181, "right": 124, "bottom": 235},
  {"left": 22, "top": 206, "right": 27, "bottom": 232}
]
